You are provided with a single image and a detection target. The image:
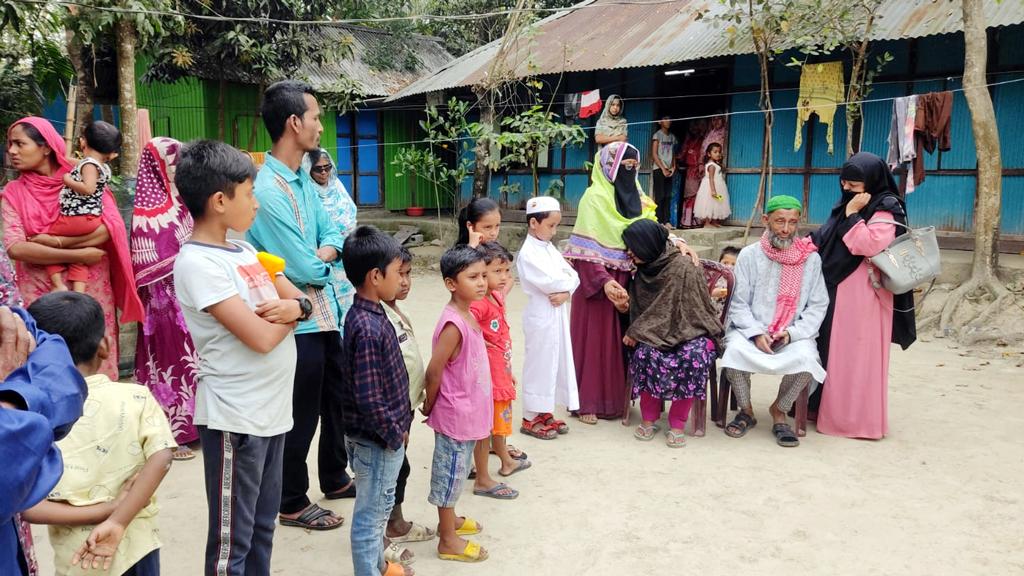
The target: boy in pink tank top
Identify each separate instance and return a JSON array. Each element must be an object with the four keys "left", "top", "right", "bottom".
[{"left": 422, "top": 245, "right": 493, "bottom": 563}]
